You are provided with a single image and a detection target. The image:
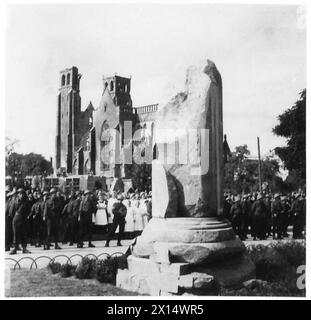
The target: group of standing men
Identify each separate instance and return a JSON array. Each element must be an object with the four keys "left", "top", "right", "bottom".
[
  {"left": 224, "top": 192, "right": 306, "bottom": 241},
  {"left": 5, "top": 187, "right": 99, "bottom": 254}
]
